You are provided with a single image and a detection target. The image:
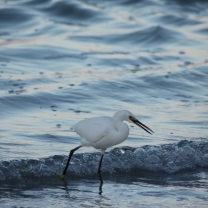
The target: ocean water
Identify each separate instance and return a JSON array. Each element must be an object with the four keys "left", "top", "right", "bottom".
[{"left": 0, "top": 0, "right": 208, "bottom": 207}]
